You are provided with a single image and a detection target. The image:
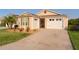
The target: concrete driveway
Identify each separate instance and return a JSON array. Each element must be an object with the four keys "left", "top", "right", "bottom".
[{"left": 0, "top": 29, "right": 73, "bottom": 50}]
